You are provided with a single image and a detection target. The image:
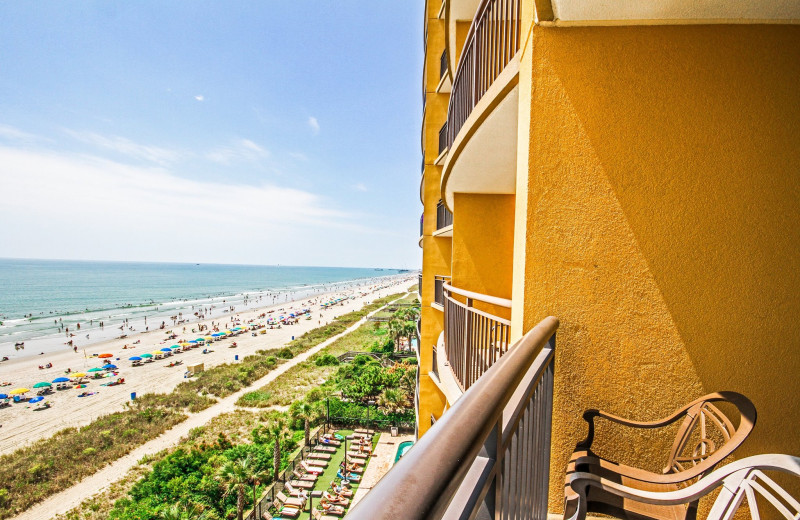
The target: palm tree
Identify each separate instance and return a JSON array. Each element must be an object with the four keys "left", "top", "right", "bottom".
[
  {"left": 157, "top": 502, "right": 210, "bottom": 520},
  {"left": 378, "top": 388, "right": 408, "bottom": 415},
  {"left": 266, "top": 416, "right": 289, "bottom": 483},
  {"left": 291, "top": 400, "right": 320, "bottom": 449},
  {"left": 216, "top": 454, "right": 255, "bottom": 520}
]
